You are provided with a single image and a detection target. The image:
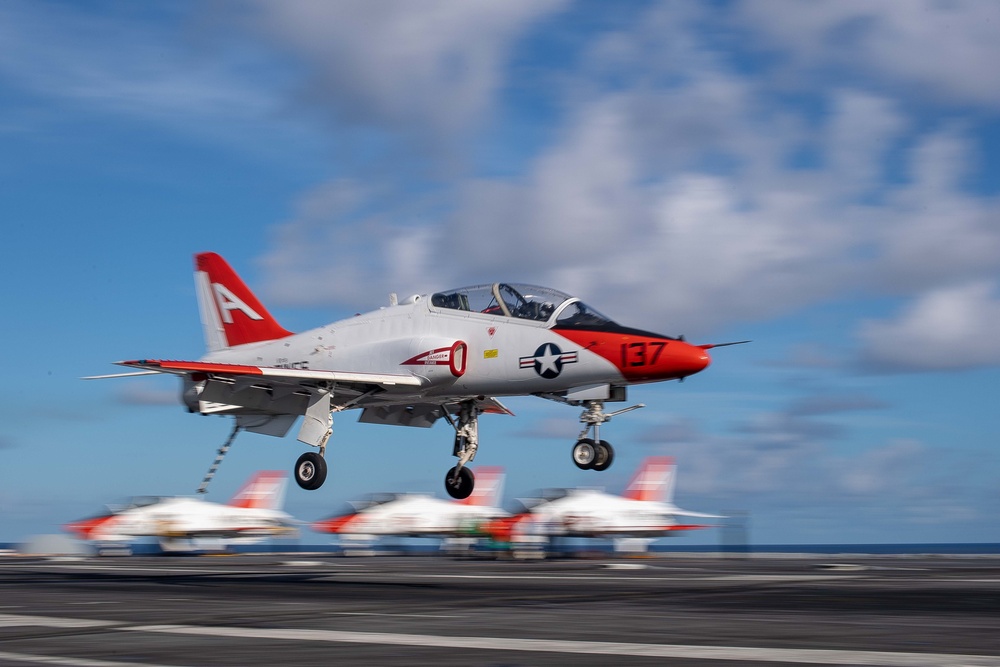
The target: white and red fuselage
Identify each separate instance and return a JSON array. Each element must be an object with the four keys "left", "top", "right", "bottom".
[
  {"left": 485, "top": 457, "right": 721, "bottom": 541},
  {"left": 105, "top": 254, "right": 727, "bottom": 495},
  {"left": 63, "top": 471, "right": 297, "bottom": 550},
  {"left": 311, "top": 467, "right": 508, "bottom": 538},
  {"left": 171, "top": 271, "right": 713, "bottom": 411}
]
